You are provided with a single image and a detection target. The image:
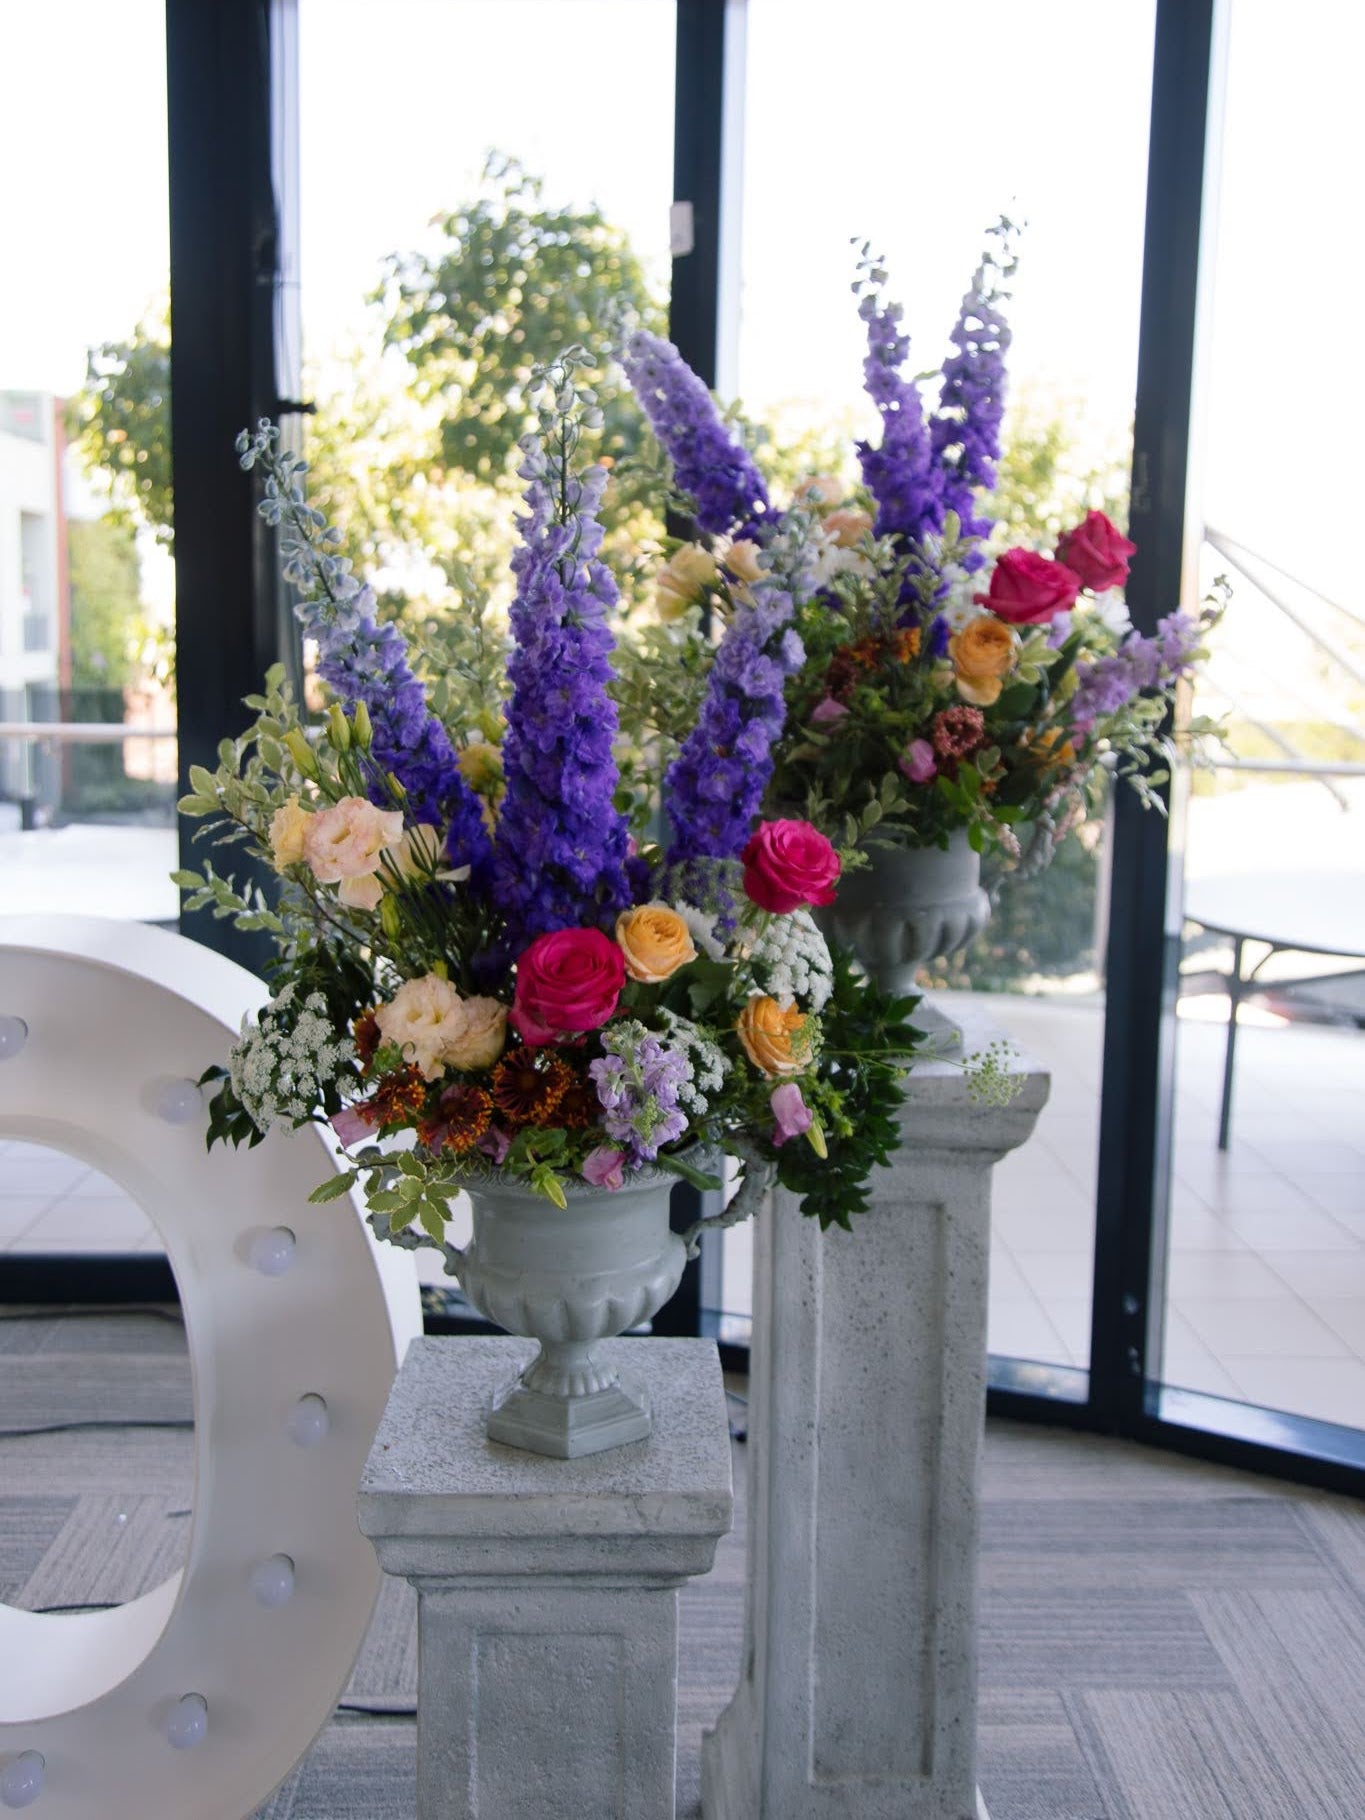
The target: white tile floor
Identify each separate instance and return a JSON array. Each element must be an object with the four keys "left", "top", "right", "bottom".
[{"left": 3, "top": 994, "right": 1363, "bottom": 1432}]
